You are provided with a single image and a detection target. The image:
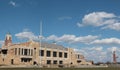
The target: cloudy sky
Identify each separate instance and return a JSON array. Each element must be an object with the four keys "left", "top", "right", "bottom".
[{"left": 0, "top": 0, "right": 120, "bottom": 63}]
